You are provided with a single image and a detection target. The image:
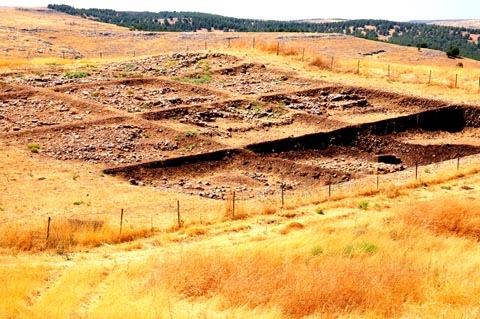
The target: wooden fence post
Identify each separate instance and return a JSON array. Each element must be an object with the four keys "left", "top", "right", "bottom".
[
  {"left": 429, "top": 70, "right": 432, "bottom": 84},
  {"left": 119, "top": 208, "right": 124, "bottom": 234},
  {"left": 302, "top": 48, "right": 305, "bottom": 62},
  {"left": 415, "top": 162, "right": 419, "bottom": 181},
  {"left": 330, "top": 56, "right": 334, "bottom": 71},
  {"left": 281, "top": 185, "right": 285, "bottom": 208},
  {"left": 177, "top": 200, "right": 181, "bottom": 227},
  {"left": 276, "top": 42, "right": 279, "bottom": 56},
  {"left": 46, "top": 216, "right": 51, "bottom": 241},
  {"left": 328, "top": 176, "right": 332, "bottom": 199},
  {"left": 455, "top": 74, "right": 458, "bottom": 88},
  {"left": 253, "top": 37, "right": 255, "bottom": 49},
  {"left": 457, "top": 156, "right": 461, "bottom": 171},
  {"left": 232, "top": 191, "right": 236, "bottom": 217},
  {"left": 357, "top": 60, "right": 360, "bottom": 74}
]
